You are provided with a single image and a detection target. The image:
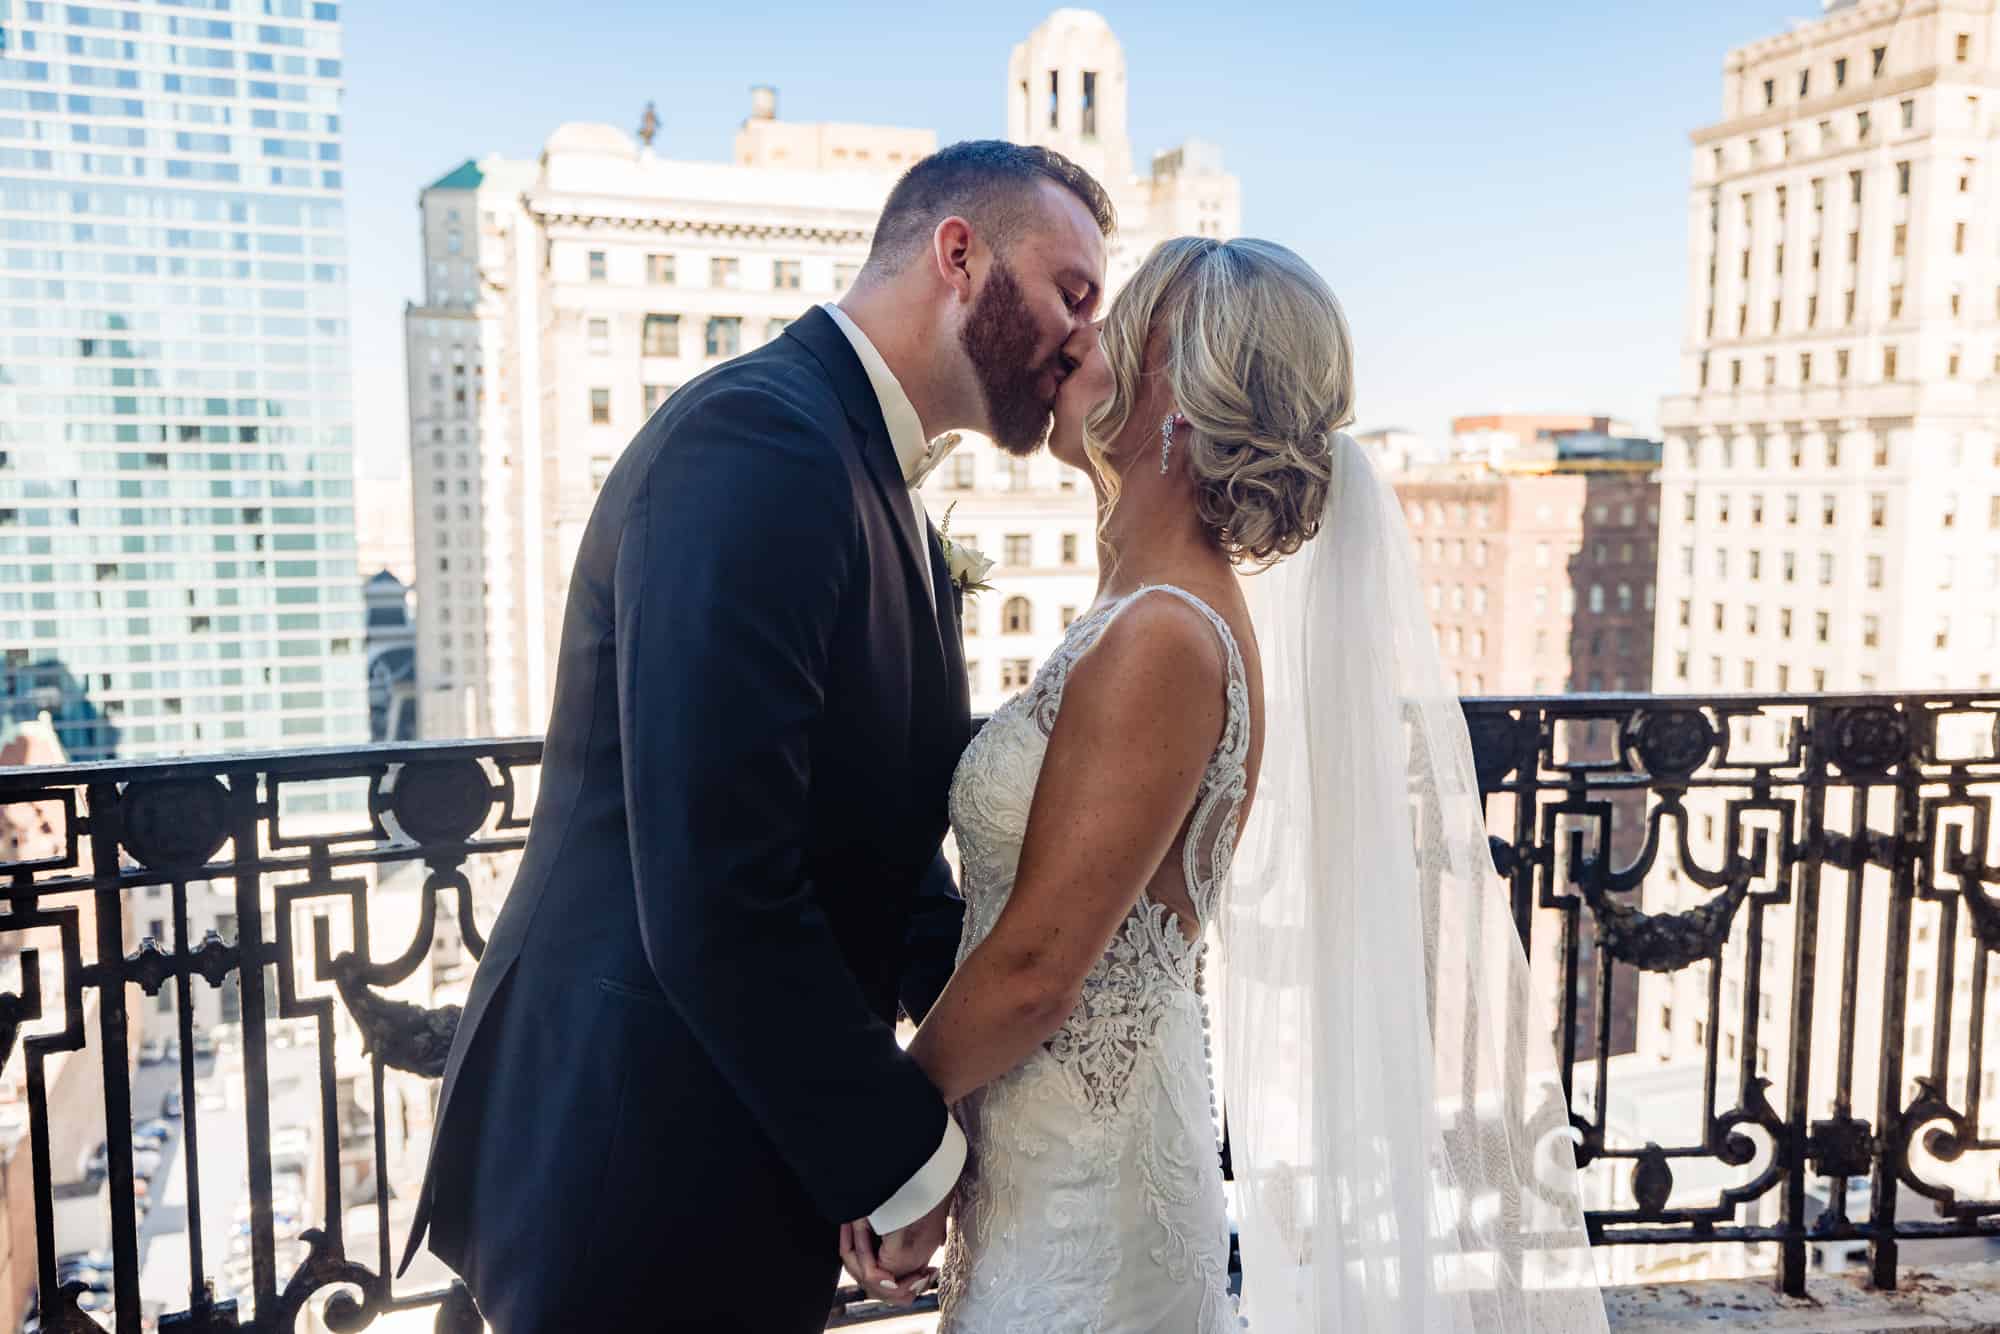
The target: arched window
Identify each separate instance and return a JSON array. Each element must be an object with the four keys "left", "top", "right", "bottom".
[{"left": 1003, "top": 596, "right": 1033, "bottom": 634}]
